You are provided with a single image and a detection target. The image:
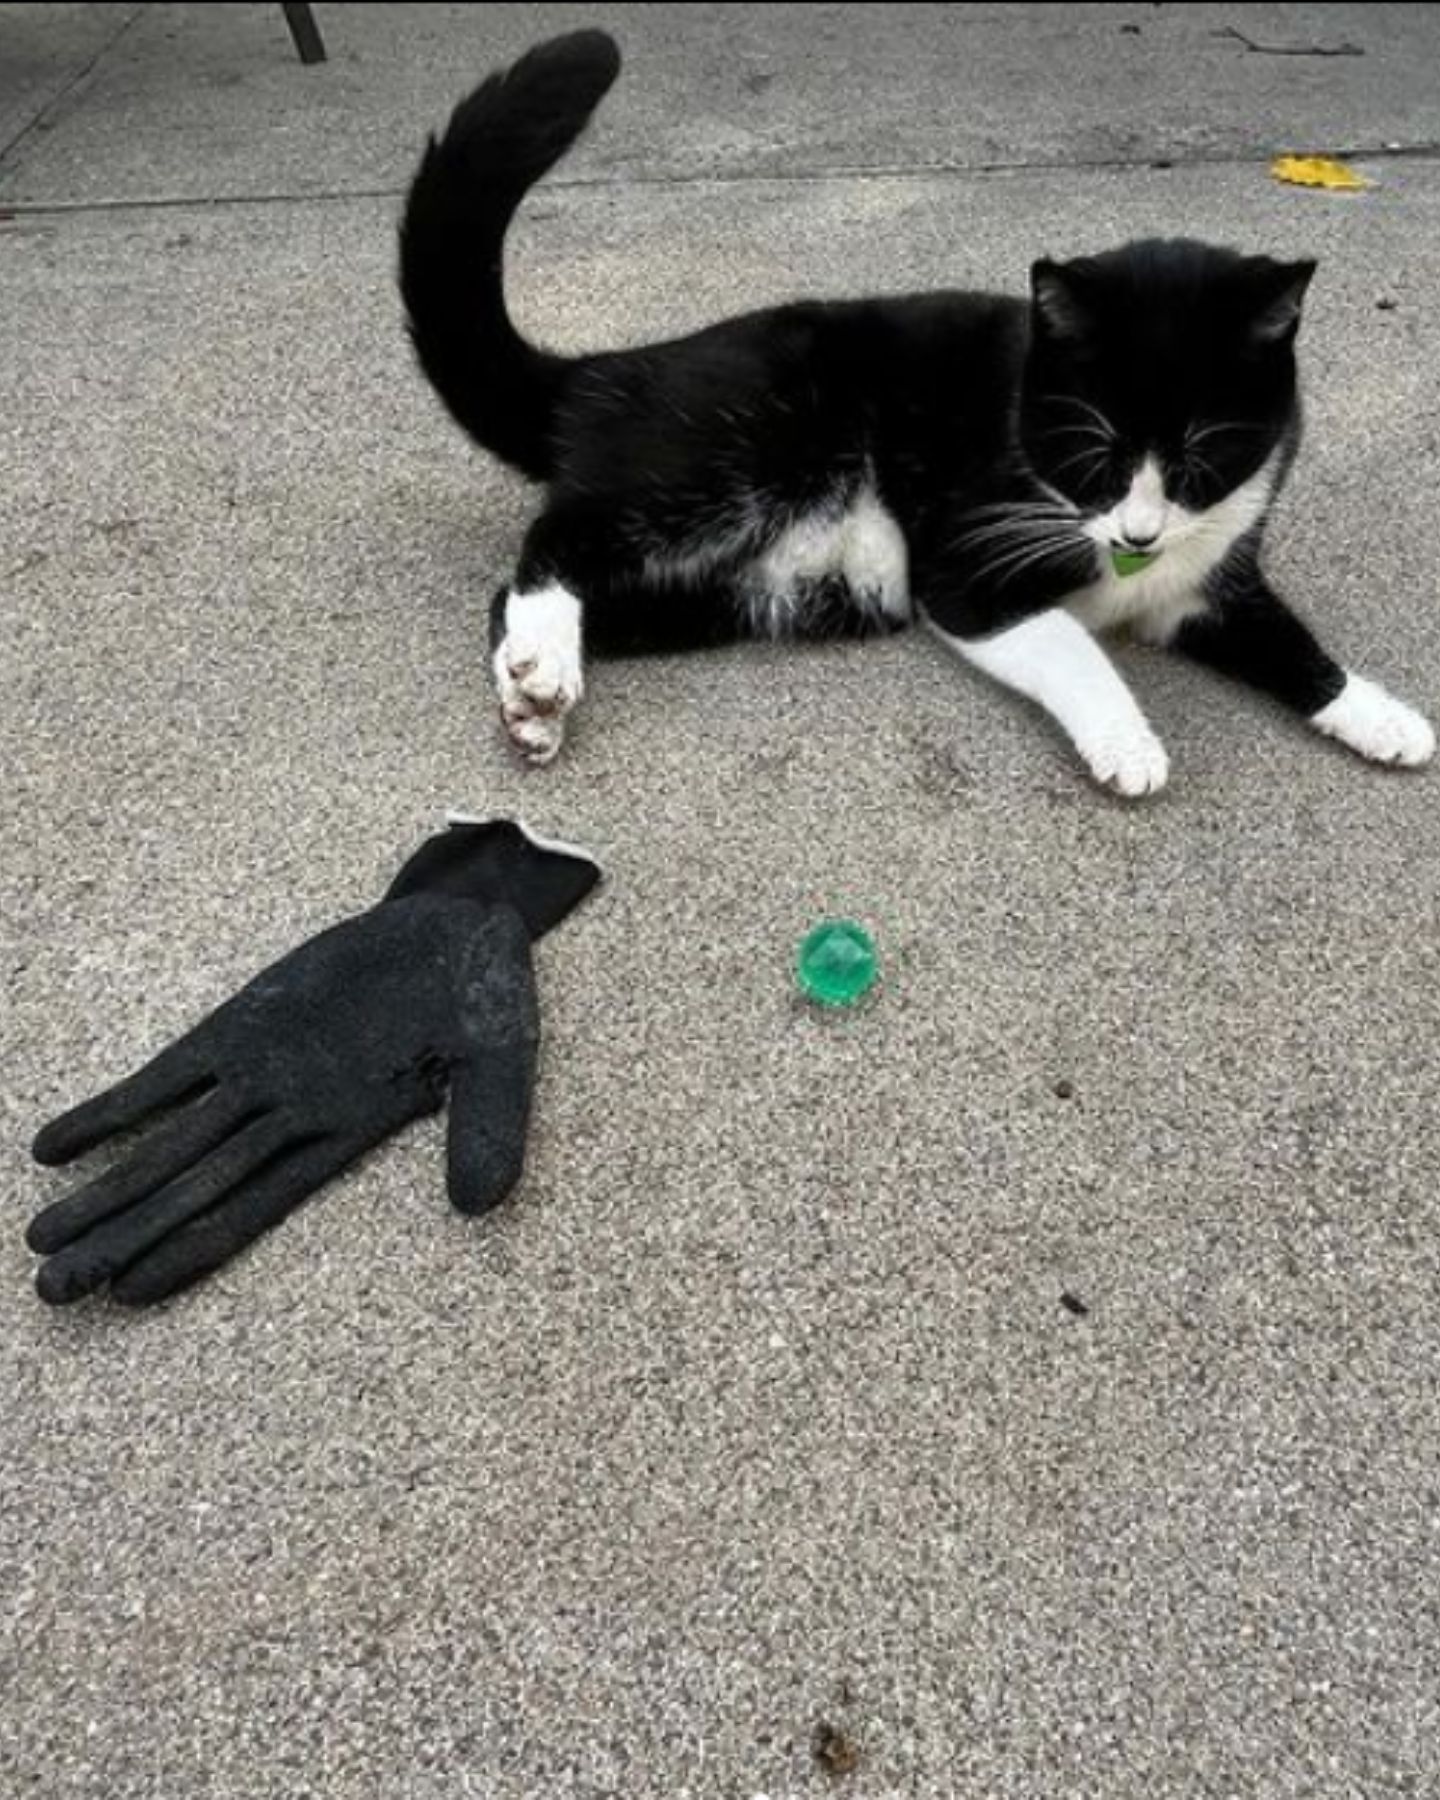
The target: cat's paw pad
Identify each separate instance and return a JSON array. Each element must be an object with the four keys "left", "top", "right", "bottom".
[
  {"left": 1078, "top": 721, "right": 1170, "bottom": 798},
  {"left": 492, "top": 586, "right": 584, "bottom": 766},
  {"left": 1312, "top": 675, "right": 1435, "bottom": 768},
  {"left": 495, "top": 649, "right": 578, "bottom": 764},
  {"left": 497, "top": 637, "right": 583, "bottom": 719},
  {"left": 495, "top": 656, "right": 576, "bottom": 765},
  {"left": 499, "top": 697, "right": 567, "bottom": 766}
]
